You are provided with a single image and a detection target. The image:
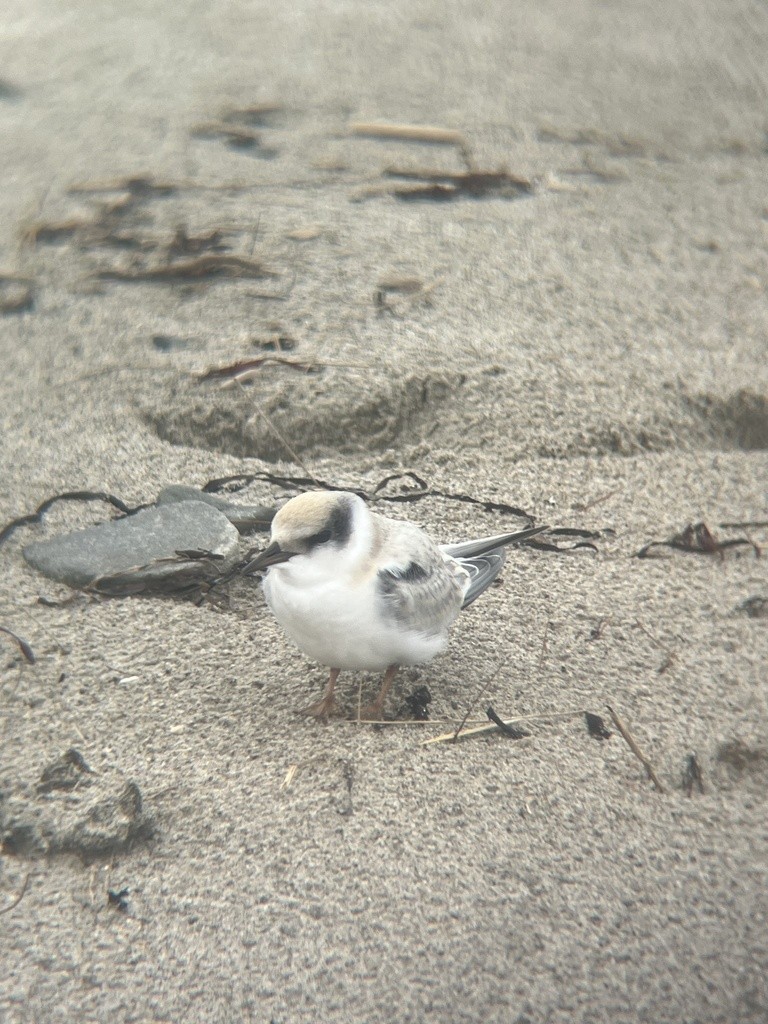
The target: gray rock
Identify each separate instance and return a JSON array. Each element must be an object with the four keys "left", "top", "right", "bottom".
[
  {"left": 23, "top": 500, "right": 240, "bottom": 593},
  {"left": 156, "top": 484, "right": 274, "bottom": 532}
]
